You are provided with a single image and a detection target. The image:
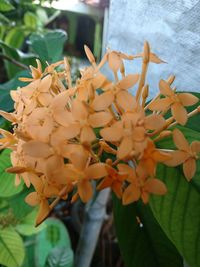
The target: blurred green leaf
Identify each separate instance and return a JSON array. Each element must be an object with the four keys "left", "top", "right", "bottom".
[
  {"left": 113, "top": 196, "right": 183, "bottom": 267},
  {"left": 0, "top": 149, "right": 23, "bottom": 197},
  {"left": 46, "top": 247, "right": 73, "bottom": 267},
  {"left": 0, "top": 0, "right": 15, "bottom": 12},
  {"left": 8, "top": 187, "right": 34, "bottom": 220},
  {"left": 35, "top": 218, "right": 73, "bottom": 267},
  {"left": 0, "top": 226, "right": 25, "bottom": 267},
  {"left": 24, "top": 12, "right": 38, "bottom": 30},
  {"left": 0, "top": 12, "right": 10, "bottom": 24},
  {"left": 5, "top": 27, "right": 25, "bottom": 49},
  {"left": 16, "top": 209, "right": 46, "bottom": 236},
  {"left": 29, "top": 30, "right": 67, "bottom": 63}
]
